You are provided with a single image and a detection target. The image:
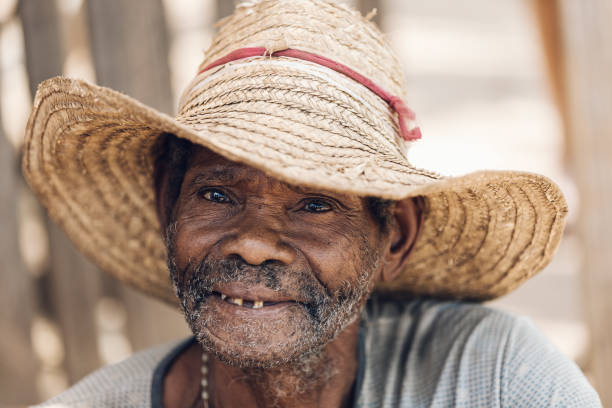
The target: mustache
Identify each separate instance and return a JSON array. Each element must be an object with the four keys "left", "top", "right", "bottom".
[{"left": 174, "top": 256, "right": 332, "bottom": 315}]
